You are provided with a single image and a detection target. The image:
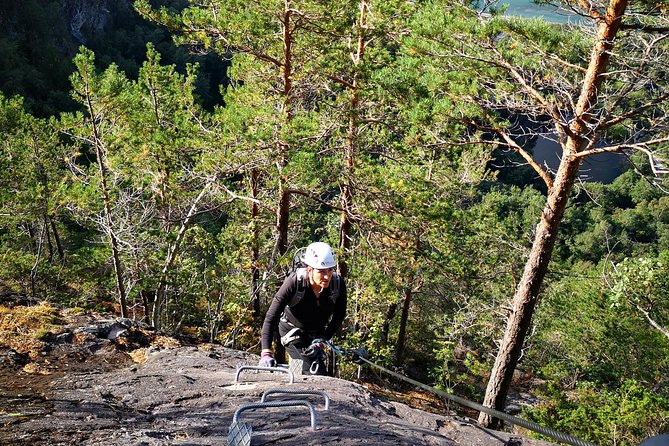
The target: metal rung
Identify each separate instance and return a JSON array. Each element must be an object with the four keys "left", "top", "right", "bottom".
[
  {"left": 233, "top": 399, "right": 317, "bottom": 431},
  {"left": 260, "top": 388, "right": 330, "bottom": 410},
  {"left": 234, "top": 365, "right": 295, "bottom": 384}
]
